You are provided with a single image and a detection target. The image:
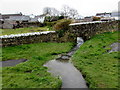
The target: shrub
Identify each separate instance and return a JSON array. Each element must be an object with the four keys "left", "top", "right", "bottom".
[
  {"left": 53, "top": 19, "right": 72, "bottom": 37},
  {"left": 44, "top": 21, "right": 57, "bottom": 27},
  {"left": 93, "top": 16, "right": 101, "bottom": 21},
  {"left": 53, "top": 19, "right": 72, "bottom": 31}
]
